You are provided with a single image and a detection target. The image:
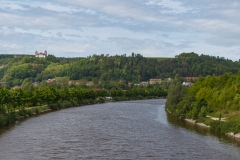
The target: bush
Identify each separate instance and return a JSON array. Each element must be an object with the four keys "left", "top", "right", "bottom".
[
  {"left": 0, "top": 107, "right": 6, "bottom": 115},
  {"left": 98, "top": 97, "right": 105, "bottom": 103},
  {"left": 26, "top": 109, "right": 33, "bottom": 116},
  {"left": 34, "top": 108, "right": 39, "bottom": 114},
  {"left": 6, "top": 112, "right": 19, "bottom": 124},
  {"left": 113, "top": 97, "right": 121, "bottom": 101},
  {"left": 49, "top": 103, "right": 60, "bottom": 110},
  {"left": 18, "top": 110, "right": 27, "bottom": 116},
  {"left": 70, "top": 98, "right": 78, "bottom": 106},
  {"left": 196, "top": 117, "right": 205, "bottom": 123},
  {"left": 0, "top": 114, "right": 6, "bottom": 126},
  {"left": 61, "top": 100, "right": 73, "bottom": 108},
  {"left": 210, "top": 120, "right": 240, "bottom": 134},
  {"left": 198, "top": 107, "right": 206, "bottom": 117}
]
